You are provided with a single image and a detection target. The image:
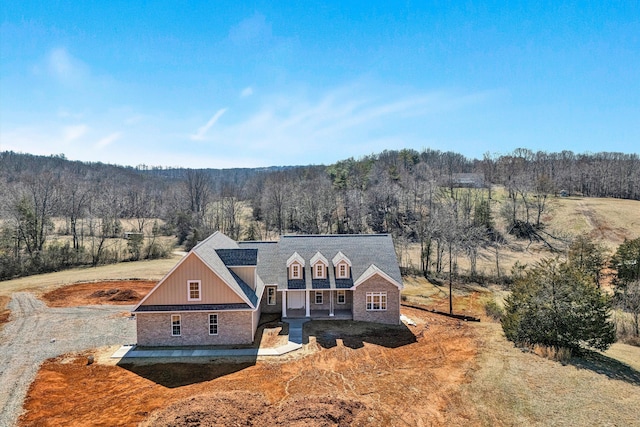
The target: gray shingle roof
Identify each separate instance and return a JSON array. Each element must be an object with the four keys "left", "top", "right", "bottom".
[
  {"left": 229, "top": 270, "right": 259, "bottom": 306},
  {"left": 240, "top": 234, "right": 401, "bottom": 290},
  {"left": 311, "top": 278, "right": 330, "bottom": 289},
  {"left": 216, "top": 249, "right": 258, "bottom": 266},
  {"left": 238, "top": 241, "right": 279, "bottom": 284},
  {"left": 287, "top": 279, "right": 306, "bottom": 290}
]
